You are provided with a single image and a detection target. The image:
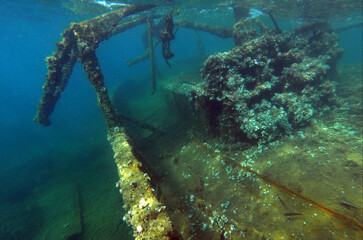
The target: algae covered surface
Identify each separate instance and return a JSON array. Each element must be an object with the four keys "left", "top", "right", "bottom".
[{"left": 113, "top": 61, "right": 362, "bottom": 239}]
